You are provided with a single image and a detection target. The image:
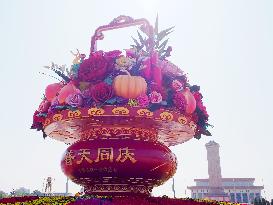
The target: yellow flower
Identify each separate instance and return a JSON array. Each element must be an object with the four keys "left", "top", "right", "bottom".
[
  {"left": 115, "top": 56, "right": 135, "bottom": 70},
  {"left": 128, "top": 99, "right": 138, "bottom": 107}
]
